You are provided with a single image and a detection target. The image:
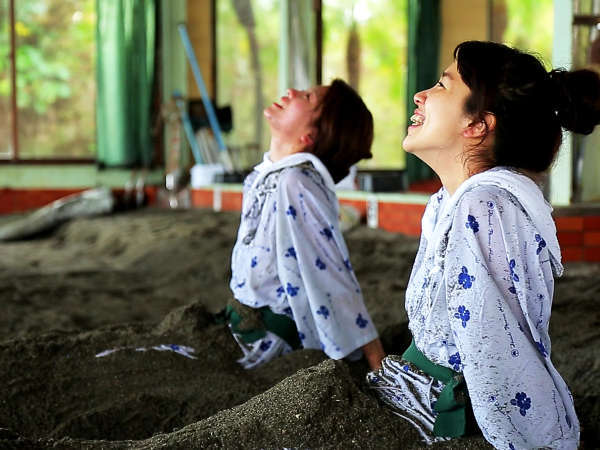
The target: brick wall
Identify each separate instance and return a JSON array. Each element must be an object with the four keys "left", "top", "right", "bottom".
[
  {"left": 1, "top": 187, "right": 598, "bottom": 263},
  {"left": 556, "top": 215, "right": 600, "bottom": 262}
]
